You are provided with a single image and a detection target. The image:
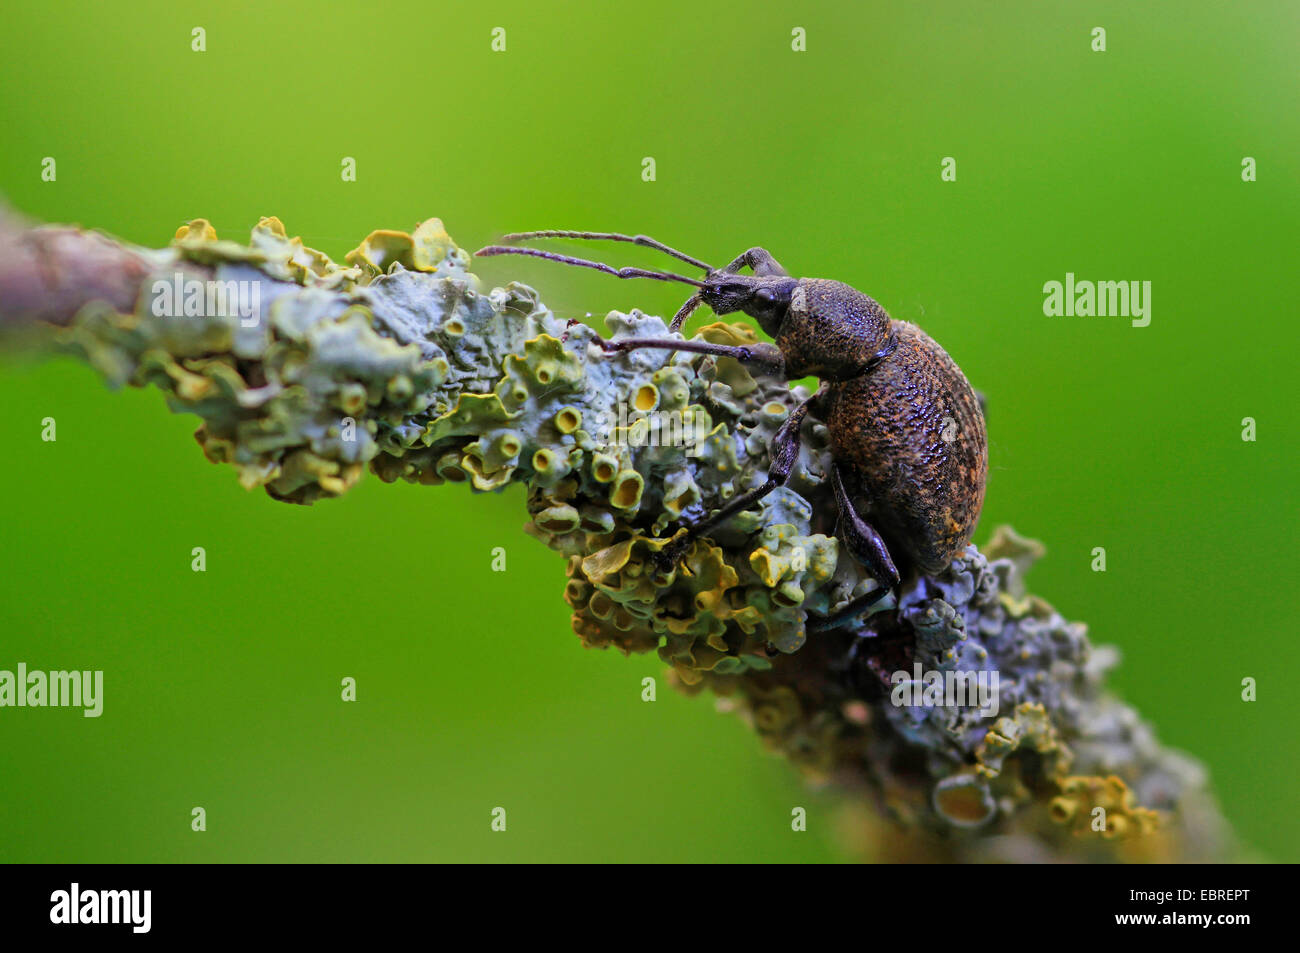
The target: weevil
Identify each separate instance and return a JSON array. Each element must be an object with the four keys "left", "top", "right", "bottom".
[{"left": 475, "top": 231, "right": 988, "bottom": 630}]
